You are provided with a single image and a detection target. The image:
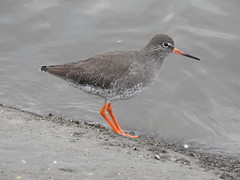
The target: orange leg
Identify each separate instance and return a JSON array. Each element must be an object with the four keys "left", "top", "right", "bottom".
[
  {"left": 100, "top": 103, "right": 120, "bottom": 134},
  {"left": 100, "top": 103, "right": 138, "bottom": 138},
  {"left": 106, "top": 103, "right": 122, "bottom": 132},
  {"left": 106, "top": 103, "right": 138, "bottom": 138}
]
